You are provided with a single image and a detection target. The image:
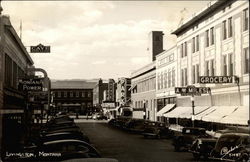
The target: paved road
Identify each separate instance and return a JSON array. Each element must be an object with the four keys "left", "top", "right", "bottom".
[{"left": 77, "top": 121, "right": 202, "bottom": 162}]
